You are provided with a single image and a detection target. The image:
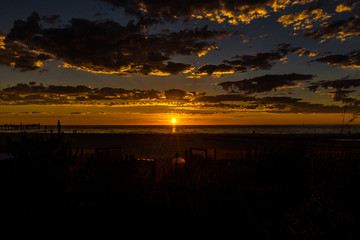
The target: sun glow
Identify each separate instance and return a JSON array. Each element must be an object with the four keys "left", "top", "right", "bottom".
[{"left": 172, "top": 118, "right": 177, "bottom": 124}]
